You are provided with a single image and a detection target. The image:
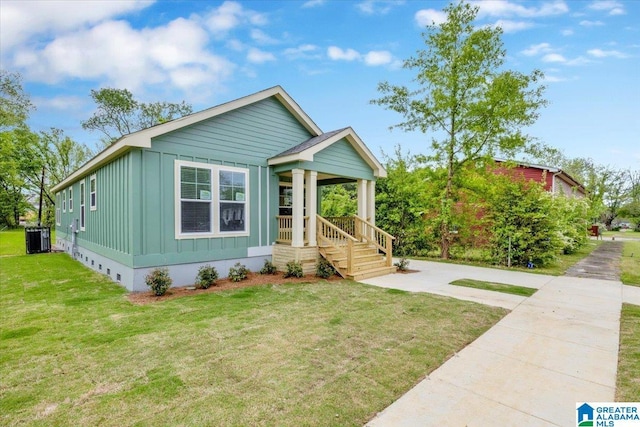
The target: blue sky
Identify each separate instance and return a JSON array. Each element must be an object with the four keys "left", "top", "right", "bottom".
[{"left": 1, "top": 0, "right": 638, "bottom": 170}]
